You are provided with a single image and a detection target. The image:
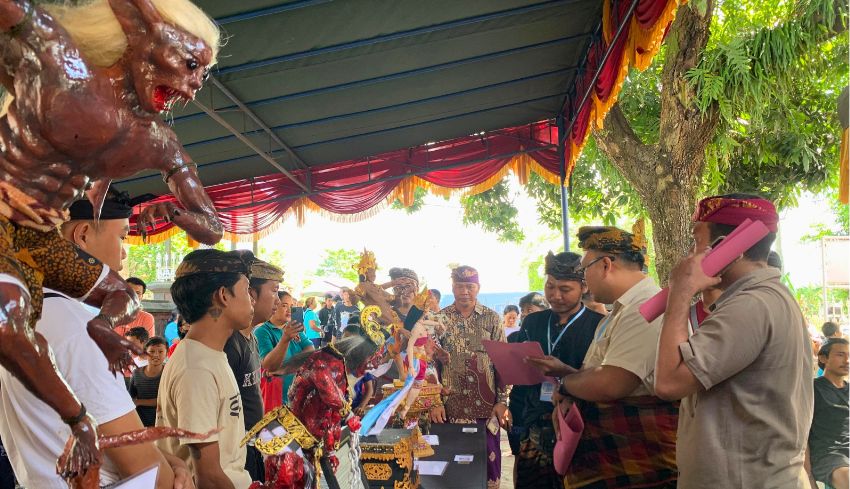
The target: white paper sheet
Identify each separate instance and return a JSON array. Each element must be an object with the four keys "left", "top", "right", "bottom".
[
  {"left": 105, "top": 465, "right": 159, "bottom": 489},
  {"left": 414, "top": 460, "right": 449, "bottom": 476},
  {"left": 421, "top": 434, "right": 439, "bottom": 445},
  {"left": 461, "top": 427, "right": 478, "bottom": 433},
  {"left": 454, "top": 454, "right": 474, "bottom": 463}
]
